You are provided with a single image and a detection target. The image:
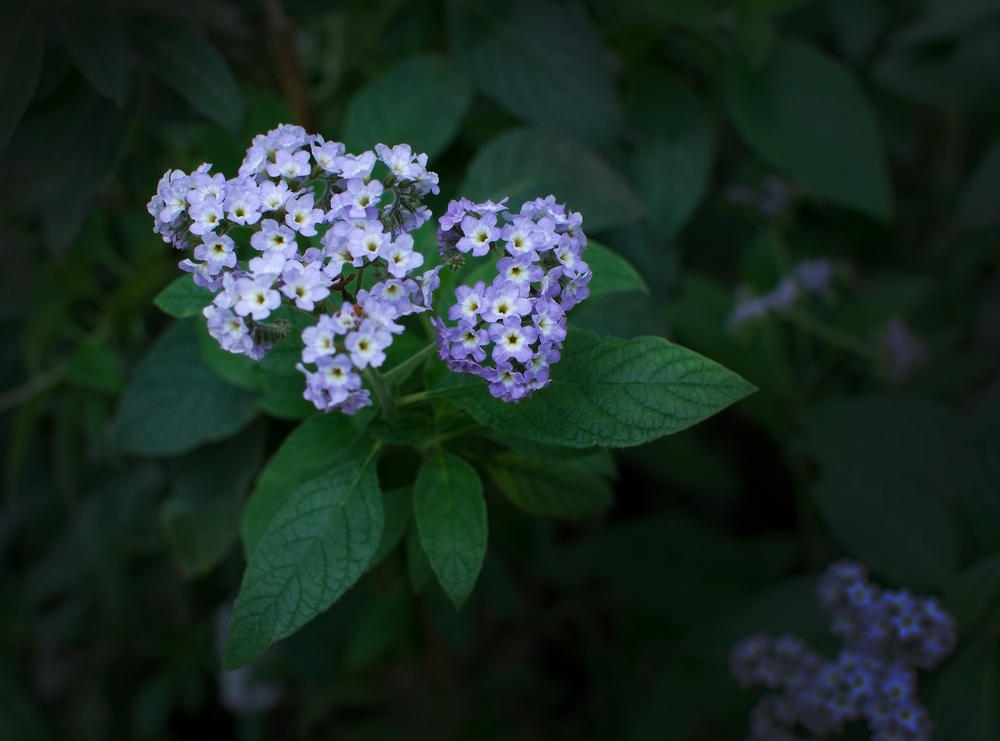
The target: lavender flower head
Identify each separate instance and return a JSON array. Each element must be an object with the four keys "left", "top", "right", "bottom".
[
  {"left": 432, "top": 195, "right": 591, "bottom": 402},
  {"left": 147, "top": 125, "right": 441, "bottom": 414},
  {"left": 730, "top": 560, "right": 956, "bottom": 741}
]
